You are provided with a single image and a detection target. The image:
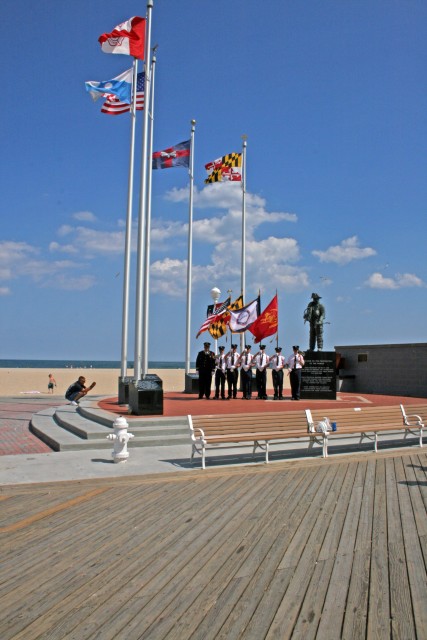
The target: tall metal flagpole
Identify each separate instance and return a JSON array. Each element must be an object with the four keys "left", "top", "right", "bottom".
[
  {"left": 240, "top": 135, "right": 247, "bottom": 353},
  {"left": 141, "top": 49, "right": 157, "bottom": 377},
  {"left": 120, "top": 58, "right": 139, "bottom": 380},
  {"left": 185, "top": 119, "right": 196, "bottom": 374},
  {"left": 134, "top": 0, "right": 153, "bottom": 381}
]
